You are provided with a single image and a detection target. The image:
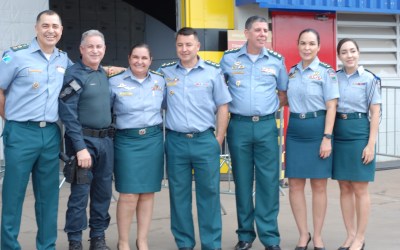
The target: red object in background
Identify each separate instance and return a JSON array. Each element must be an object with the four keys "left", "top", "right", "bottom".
[{"left": 271, "top": 11, "right": 337, "bottom": 168}]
